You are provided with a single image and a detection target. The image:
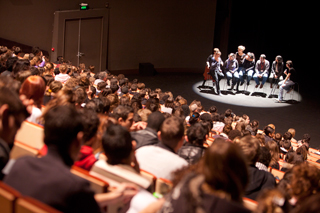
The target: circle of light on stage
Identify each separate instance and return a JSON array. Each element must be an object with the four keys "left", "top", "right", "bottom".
[{"left": 193, "top": 79, "right": 302, "bottom": 108}]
